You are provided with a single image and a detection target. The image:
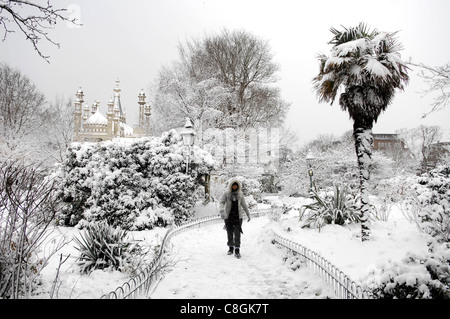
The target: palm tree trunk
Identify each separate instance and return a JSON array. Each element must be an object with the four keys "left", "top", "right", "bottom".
[{"left": 353, "top": 124, "right": 373, "bottom": 241}]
